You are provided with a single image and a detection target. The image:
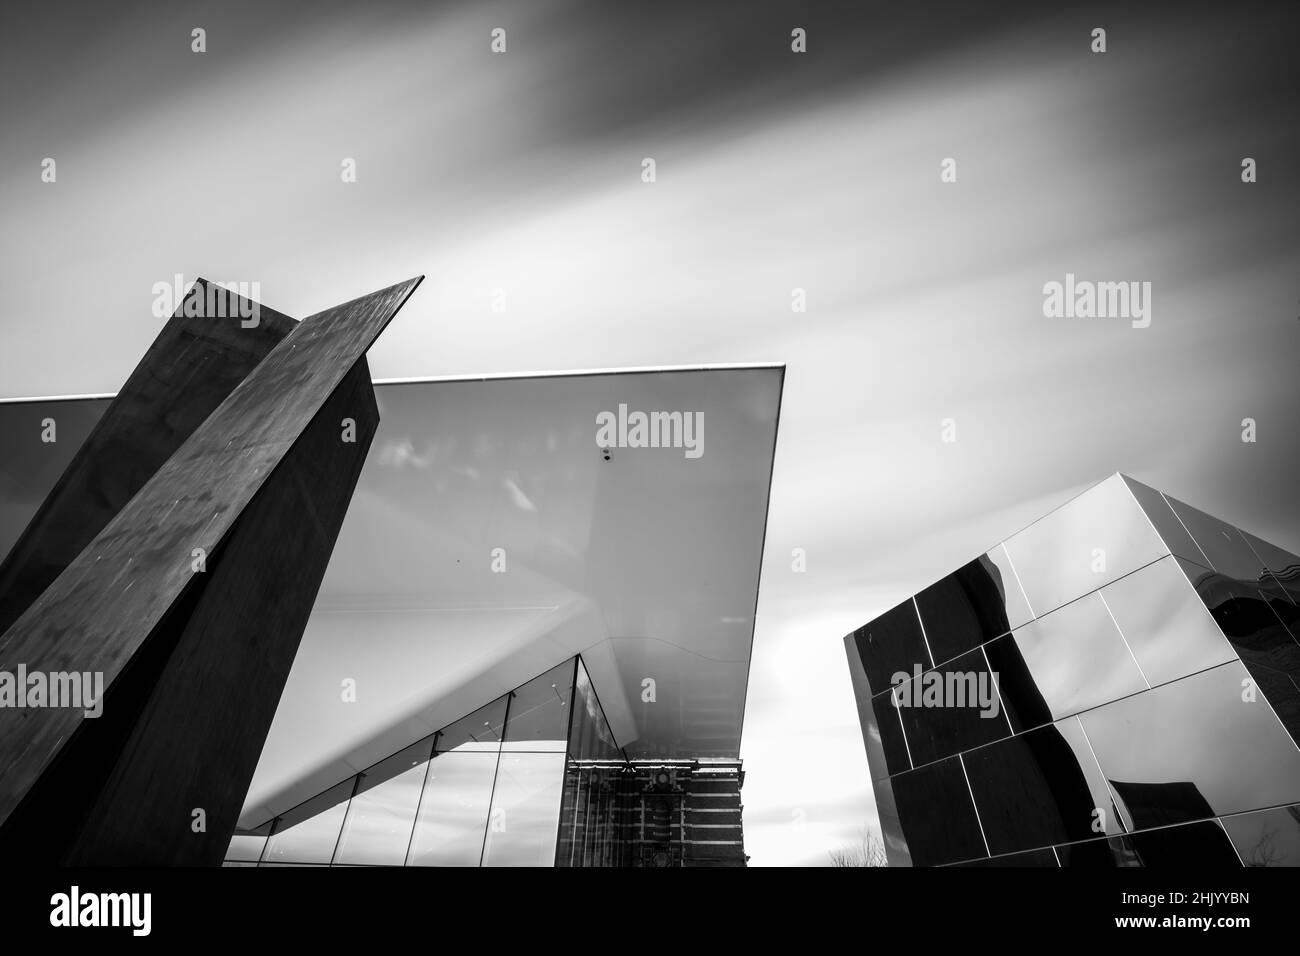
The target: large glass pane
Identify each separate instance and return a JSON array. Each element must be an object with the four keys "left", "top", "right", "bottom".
[
  {"left": 1100, "top": 556, "right": 1235, "bottom": 687},
  {"left": 434, "top": 695, "right": 508, "bottom": 753},
  {"left": 985, "top": 593, "right": 1147, "bottom": 731},
  {"left": 333, "top": 738, "right": 433, "bottom": 865},
  {"left": 569, "top": 657, "right": 621, "bottom": 761},
  {"left": 224, "top": 821, "right": 272, "bottom": 863},
  {"left": 481, "top": 752, "right": 566, "bottom": 866},
  {"left": 1177, "top": 557, "right": 1300, "bottom": 676},
  {"left": 1002, "top": 473, "right": 1169, "bottom": 618},
  {"left": 261, "top": 777, "right": 355, "bottom": 865},
  {"left": 851, "top": 598, "right": 932, "bottom": 694},
  {"left": 962, "top": 720, "right": 1124, "bottom": 857},
  {"left": 892, "top": 648, "right": 1011, "bottom": 766},
  {"left": 406, "top": 751, "right": 498, "bottom": 866},
  {"left": 503, "top": 660, "right": 574, "bottom": 751},
  {"left": 871, "top": 687, "right": 911, "bottom": 777},
  {"left": 1079, "top": 661, "right": 1300, "bottom": 830},
  {"left": 1222, "top": 804, "right": 1300, "bottom": 867},
  {"left": 889, "top": 755, "right": 988, "bottom": 867},
  {"left": 915, "top": 551, "right": 1032, "bottom": 666}
]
